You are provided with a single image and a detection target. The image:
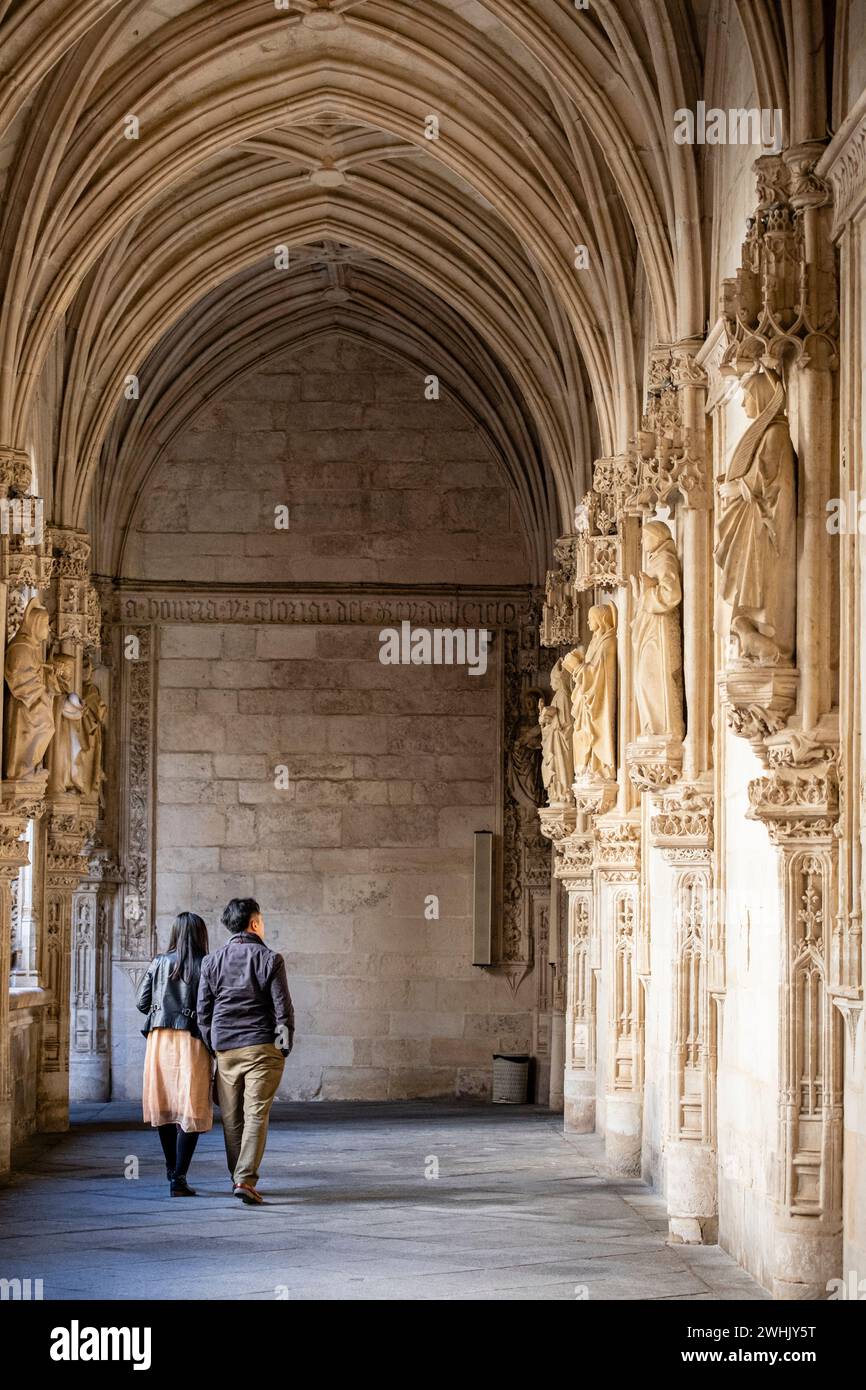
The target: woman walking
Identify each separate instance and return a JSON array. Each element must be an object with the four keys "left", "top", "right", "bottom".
[{"left": 136, "top": 912, "right": 213, "bottom": 1196}]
